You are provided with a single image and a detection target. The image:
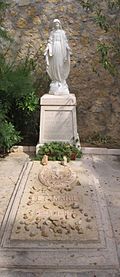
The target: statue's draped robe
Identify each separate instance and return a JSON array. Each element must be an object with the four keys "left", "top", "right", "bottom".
[{"left": 45, "top": 30, "right": 70, "bottom": 84}]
